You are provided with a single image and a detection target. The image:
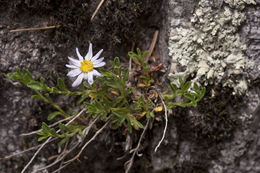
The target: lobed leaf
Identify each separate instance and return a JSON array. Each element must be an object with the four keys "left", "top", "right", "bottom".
[{"left": 47, "top": 111, "right": 62, "bottom": 121}]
